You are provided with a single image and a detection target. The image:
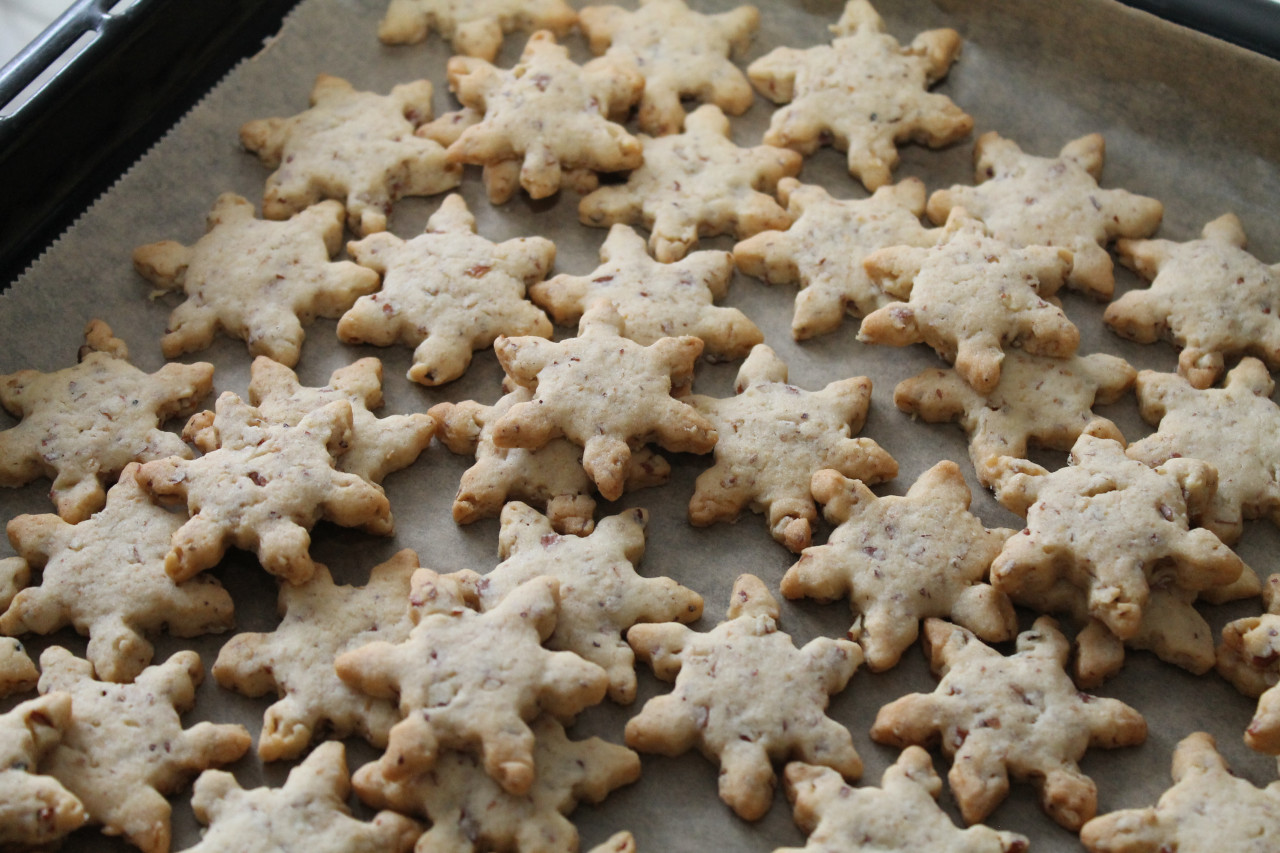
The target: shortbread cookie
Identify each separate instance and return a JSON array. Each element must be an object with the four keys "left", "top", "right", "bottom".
[
  {"left": 578, "top": 104, "right": 803, "bottom": 262},
  {"left": 529, "top": 224, "right": 763, "bottom": 360},
  {"left": 0, "top": 692, "right": 87, "bottom": 849},
  {"left": 132, "top": 194, "right": 380, "bottom": 366},
  {"left": 0, "top": 319, "right": 213, "bottom": 522},
  {"left": 1107, "top": 213, "right": 1280, "bottom": 388},
  {"left": 687, "top": 345, "right": 898, "bottom": 552},
  {"left": 858, "top": 208, "right": 1077, "bottom": 394},
  {"left": 38, "top": 647, "right": 251, "bottom": 853},
  {"left": 335, "top": 570, "right": 609, "bottom": 796},
  {"left": 450, "top": 502, "right": 703, "bottom": 703},
  {"left": 240, "top": 75, "right": 461, "bottom": 235},
  {"left": 136, "top": 392, "right": 392, "bottom": 585},
  {"left": 871, "top": 617, "right": 1147, "bottom": 831},
  {"left": 747, "top": 0, "right": 972, "bottom": 190},
  {"left": 588, "top": 833, "right": 636, "bottom": 853},
  {"left": 733, "top": 177, "right": 942, "bottom": 340},
  {"left": 491, "top": 302, "right": 717, "bottom": 502},
  {"left": 353, "top": 715, "right": 640, "bottom": 853},
  {"left": 1217, "top": 575, "right": 1280, "bottom": 754},
  {"left": 1127, "top": 358, "right": 1280, "bottom": 544},
  {"left": 0, "top": 557, "right": 37, "bottom": 697},
  {"left": 339, "top": 193, "right": 555, "bottom": 386},
  {"left": 626, "top": 574, "right": 863, "bottom": 821},
  {"left": 1080, "top": 732, "right": 1280, "bottom": 852},
  {"left": 894, "top": 349, "right": 1136, "bottom": 488},
  {"left": 377, "top": 0, "right": 575, "bottom": 57},
  {"left": 776, "top": 750, "right": 1030, "bottom": 853},
  {"left": 3, "top": 463, "right": 235, "bottom": 684},
  {"left": 185, "top": 741, "right": 421, "bottom": 853},
  {"left": 927, "top": 132, "right": 1164, "bottom": 299},
  {"left": 579, "top": 0, "right": 759, "bottom": 135},
  {"left": 212, "top": 552, "right": 419, "bottom": 761},
  {"left": 781, "top": 462, "right": 1016, "bottom": 671},
  {"left": 428, "top": 31, "right": 643, "bottom": 203}
]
